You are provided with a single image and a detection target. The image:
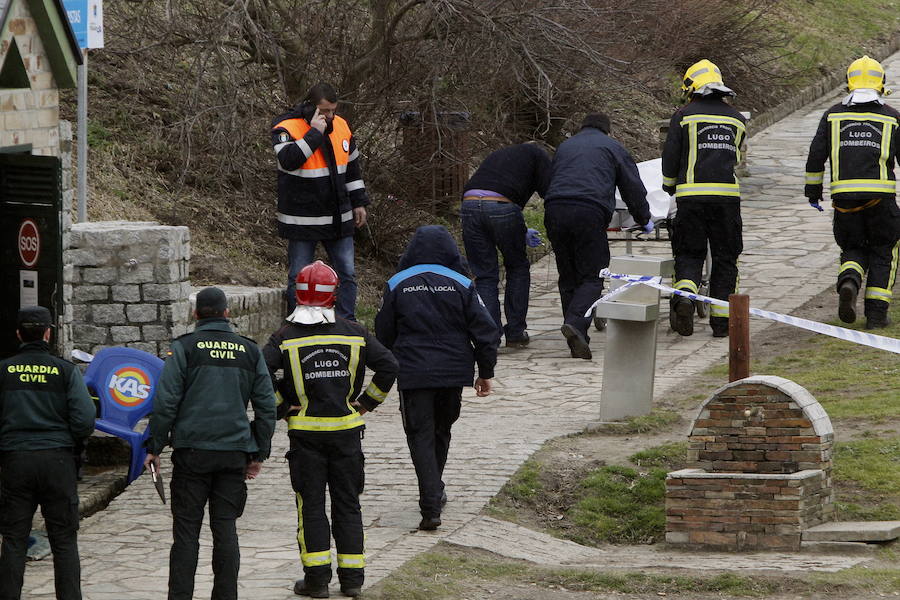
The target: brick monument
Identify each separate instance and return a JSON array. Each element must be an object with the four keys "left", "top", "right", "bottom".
[{"left": 666, "top": 375, "right": 834, "bottom": 551}]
